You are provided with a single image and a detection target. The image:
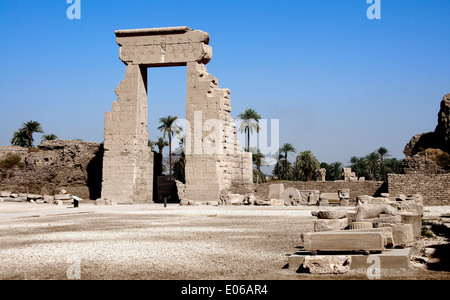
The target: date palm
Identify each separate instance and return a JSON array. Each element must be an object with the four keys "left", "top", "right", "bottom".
[
  {"left": 42, "top": 134, "right": 58, "bottom": 141},
  {"left": 295, "top": 150, "right": 320, "bottom": 181},
  {"left": 237, "top": 108, "right": 261, "bottom": 152},
  {"left": 366, "top": 151, "right": 381, "bottom": 180},
  {"left": 22, "top": 120, "right": 44, "bottom": 147},
  {"left": 158, "top": 116, "right": 182, "bottom": 176},
  {"left": 11, "top": 128, "right": 31, "bottom": 148},
  {"left": 155, "top": 137, "right": 169, "bottom": 154},
  {"left": 279, "top": 143, "right": 296, "bottom": 180}
]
